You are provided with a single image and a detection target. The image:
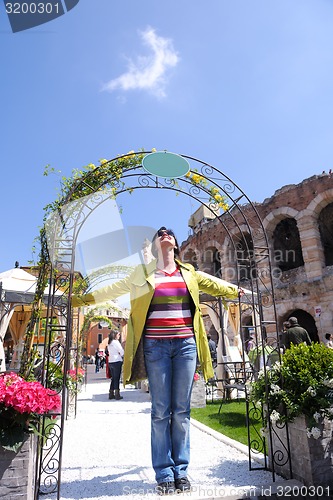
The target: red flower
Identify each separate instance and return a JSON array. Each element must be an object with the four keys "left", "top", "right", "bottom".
[
  {"left": 0, "top": 372, "right": 61, "bottom": 415},
  {"left": 0, "top": 372, "right": 61, "bottom": 452}
]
